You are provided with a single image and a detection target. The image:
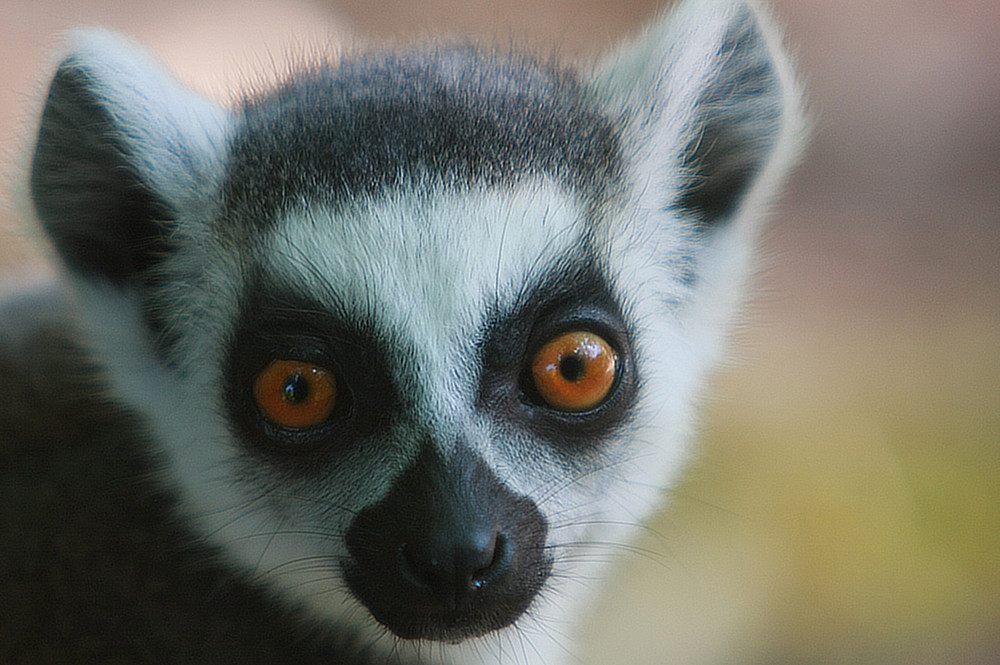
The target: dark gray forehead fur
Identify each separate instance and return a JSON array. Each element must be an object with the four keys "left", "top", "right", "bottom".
[{"left": 223, "top": 46, "right": 624, "bottom": 231}]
